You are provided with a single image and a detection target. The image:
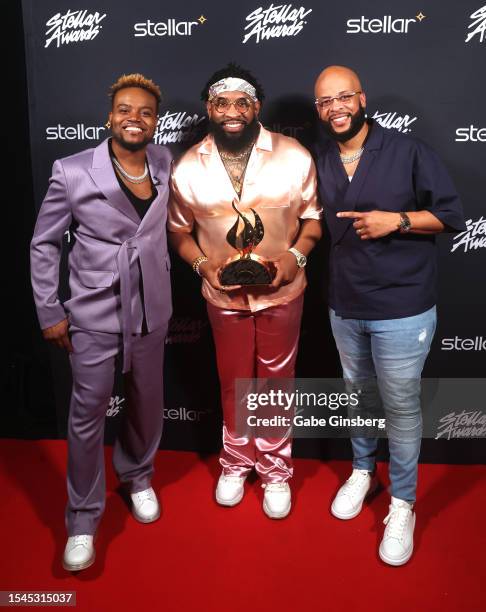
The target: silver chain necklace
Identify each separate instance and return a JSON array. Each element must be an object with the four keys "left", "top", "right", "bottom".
[
  {"left": 340, "top": 147, "right": 364, "bottom": 164},
  {"left": 111, "top": 157, "right": 149, "bottom": 184}
]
